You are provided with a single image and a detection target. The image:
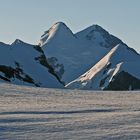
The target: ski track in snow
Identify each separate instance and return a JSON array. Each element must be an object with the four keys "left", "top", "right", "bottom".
[{"left": 0, "top": 83, "right": 140, "bottom": 140}]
